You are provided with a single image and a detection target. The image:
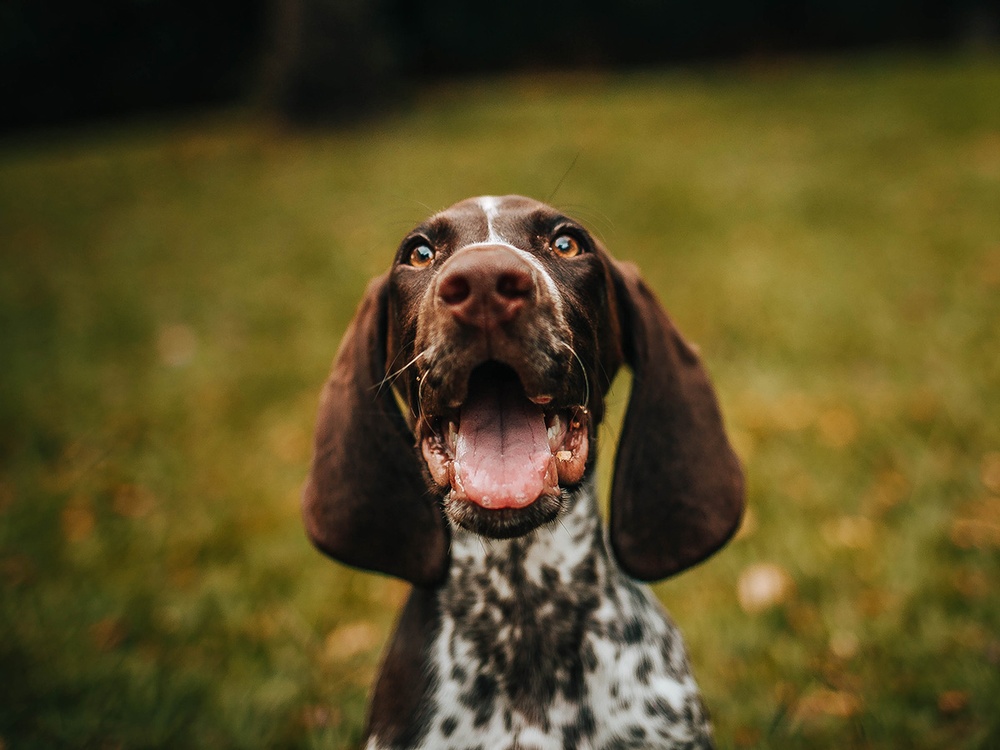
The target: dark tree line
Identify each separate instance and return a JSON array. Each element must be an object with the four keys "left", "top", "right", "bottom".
[{"left": 2, "top": 0, "right": 995, "bottom": 131}]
